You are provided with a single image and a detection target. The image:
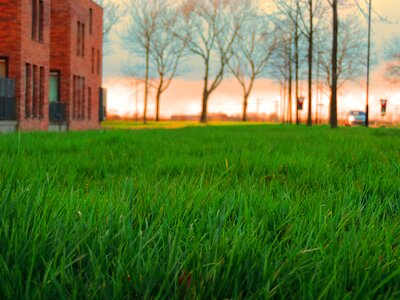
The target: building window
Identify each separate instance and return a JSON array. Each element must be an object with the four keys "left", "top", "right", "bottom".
[
  {"left": 80, "top": 78, "right": 83, "bottom": 119},
  {"left": 73, "top": 75, "right": 86, "bottom": 120},
  {"left": 77, "top": 77, "right": 81, "bottom": 119},
  {"left": 32, "top": 0, "right": 44, "bottom": 42},
  {"left": 77, "top": 21, "right": 85, "bottom": 57},
  {"left": 32, "top": 65, "right": 38, "bottom": 118},
  {"left": 77, "top": 22, "right": 81, "bottom": 56},
  {"left": 97, "top": 50, "right": 100, "bottom": 75},
  {"left": 88, "top": 87, "right": 92, "bottom": 120},
  {"left": 32, "top": 0, "right": 38, "bottom": 40},
  {"left": 25, "top": 64, "right": 32, "bottom": 118},
  {"left": 82, "top": 24, "right": 85, "bottom": 57},
  {"left": 73, "top": 75, "right": 77, "bottom": 119},
  {"left": 50, "top": 71, "right": 60, "bottom": 103},
  {"left": 39, "top": 67, "right": 45, "bottom": 118},
  {"left": 89, "top": 8, "right": 93, "bottom": 35},
  {"left": 0, "top": 58, "right": 8, "bottom": 78},
  {"left": 91, "top": 48, "right": 95, "bottom": 74},
  {"left": 82, "top": 78, "right": 85, "bottom": 120},
  {"left": 39, "top": 0, "right": 44, "bottom": 42}
]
